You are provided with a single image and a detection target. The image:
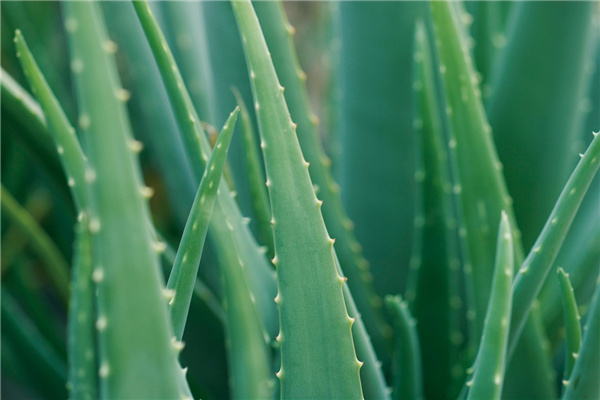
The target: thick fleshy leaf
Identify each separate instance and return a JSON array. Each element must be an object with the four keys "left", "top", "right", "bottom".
[
  {"left": 466, "top": 212, "right": 513, "bottom": 400},
  {"left": 233, "top": 1, "right": 363, "bottom": 397},
  {"left": 64, "top": 2, "right": 190, "bottom": 397}
]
